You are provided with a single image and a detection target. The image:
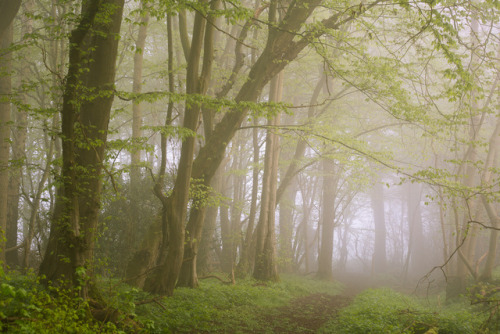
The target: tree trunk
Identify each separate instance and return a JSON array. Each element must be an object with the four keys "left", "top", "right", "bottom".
[
  {"left": 124, "top": 218, "right": 162, "bottom": 288},
  {"left": 447, "top": 16, "right": 482, "bottom": 299},
  {"left": 196, "top": 164, "right": 223, "bottom": 276},
  {"left": 0, "top": 21, "right": 14, "bottom": 268},
  {"left": 0, "top": 0, "right": 21, "bottom": 36},
  {"left": 143, "top": 1, "right": 215, "bottom": 295},
  {"left": 236, "top": 120, "right": 260, "bottom": 277},
  {"left": 278, "top": 182, "right": 296, "bottom": 273},
  {"left": 253, "top": 72, "right": 282, "bottom": 282},
  {"left": 370, "top": 180, "right": 387, "bottom": 274},
  {"left": 317, "top": 158, "right": 337, "bottom": 280},
  {"left": 219, "top": 175, "right": 233, "bottom": 273},
  {"left": 479, "top": 92, "right": 500, "bottom": 281},
  {"left": 127, "top": 0, "right": 150, "bottom": 260},
  {"left": 404, "top": 183, "right": 426, "bottom": 278},
  {"left": 39, "top": 0, "right": 124, "bottom": 298}
]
